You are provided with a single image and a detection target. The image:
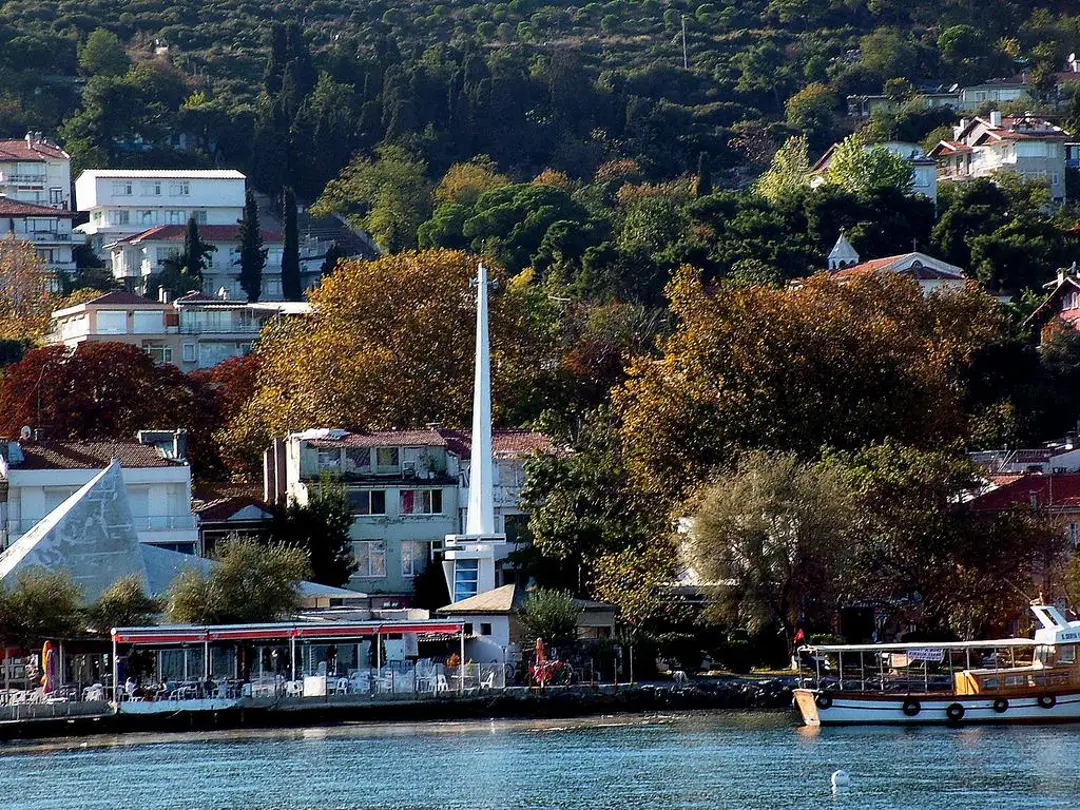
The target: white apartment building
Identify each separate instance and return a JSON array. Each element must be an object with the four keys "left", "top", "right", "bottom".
[
  {"left": 48, "top": 289, "right": 309, "bottom": 371},
  {"left": 0, "top": 432, "right": 197, "bottom": 554},
  {"left": 0, "top": 198, "right": 77, "bottom": 281},
  {"left": 0, "top": 134, "right": 71, "bottom": 209},
  {"left": 74, "top": 169, "right": 246, "bottom": 253},
  {"left": 263, "top": 427, "right": 551, "bottom": 608},
  {"left": 107, "top": 223, "right": 285, "bottom": 299},
  {"left": 931, "top": 112, "right": 1071, "bottom": 203}
]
